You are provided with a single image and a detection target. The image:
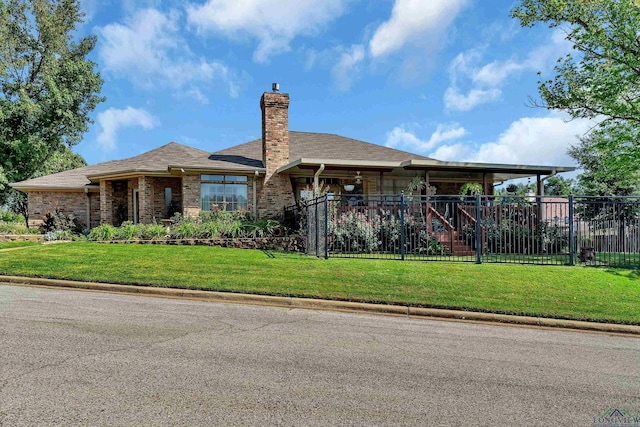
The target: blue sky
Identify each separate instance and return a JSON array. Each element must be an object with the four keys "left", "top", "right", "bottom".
[{"left": 75, "top": 0, "right": 595, "bottom": 175}]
